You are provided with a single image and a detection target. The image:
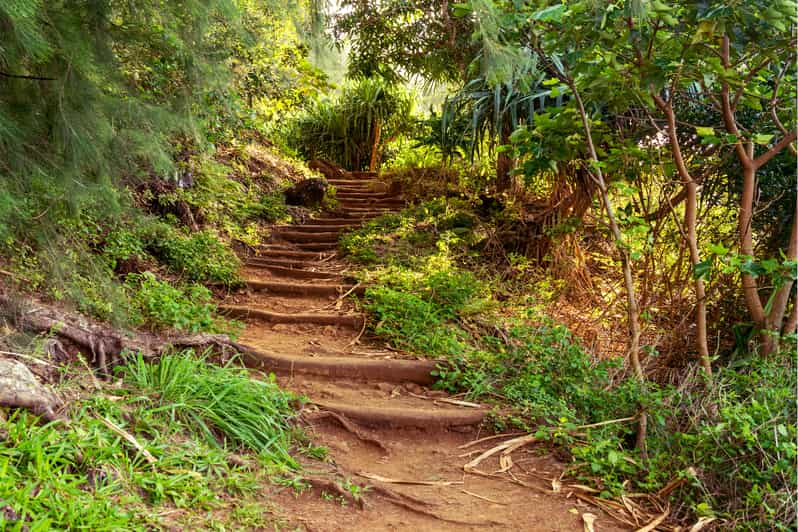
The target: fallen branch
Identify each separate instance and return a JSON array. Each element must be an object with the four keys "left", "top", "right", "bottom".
[
  {"left": 460, "top": 488, "right": 507, "bottom": 505},
  {"left": 0, "top": 292, "right": 250, "bottom": 374}
]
